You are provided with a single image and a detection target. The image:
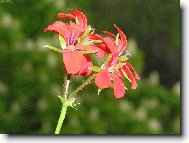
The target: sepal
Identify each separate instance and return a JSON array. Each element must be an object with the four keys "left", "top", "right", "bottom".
[
  {"left": 59, "top": 35, "right": 66, "bottom": 49},
  {"left": 43, "top": 45, "right": 62, "bottom": 53},
  {"left": 59, "top": 96, "right": 78, "bottom": 110},
  {"left": 119, "top": 56, "right": 129, "bottom": 62},
  {"left": 90, "top": 66, "right": 102, "bottom": 72},
  {"left": 81, "top": 50, "right": 97, "bottom": 54}
]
